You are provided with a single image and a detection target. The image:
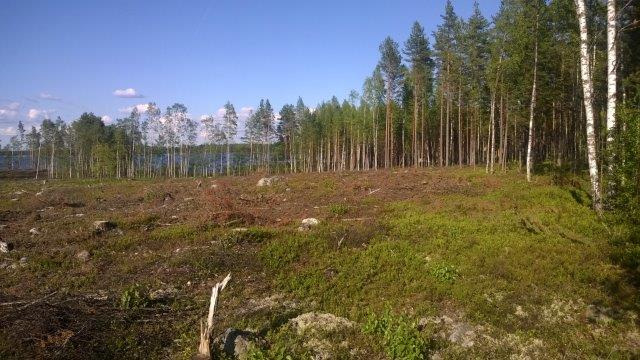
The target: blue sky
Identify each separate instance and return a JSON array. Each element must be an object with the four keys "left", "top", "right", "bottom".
[{"left": 0, "top": 0, "right": 500, "bottom": 144}]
